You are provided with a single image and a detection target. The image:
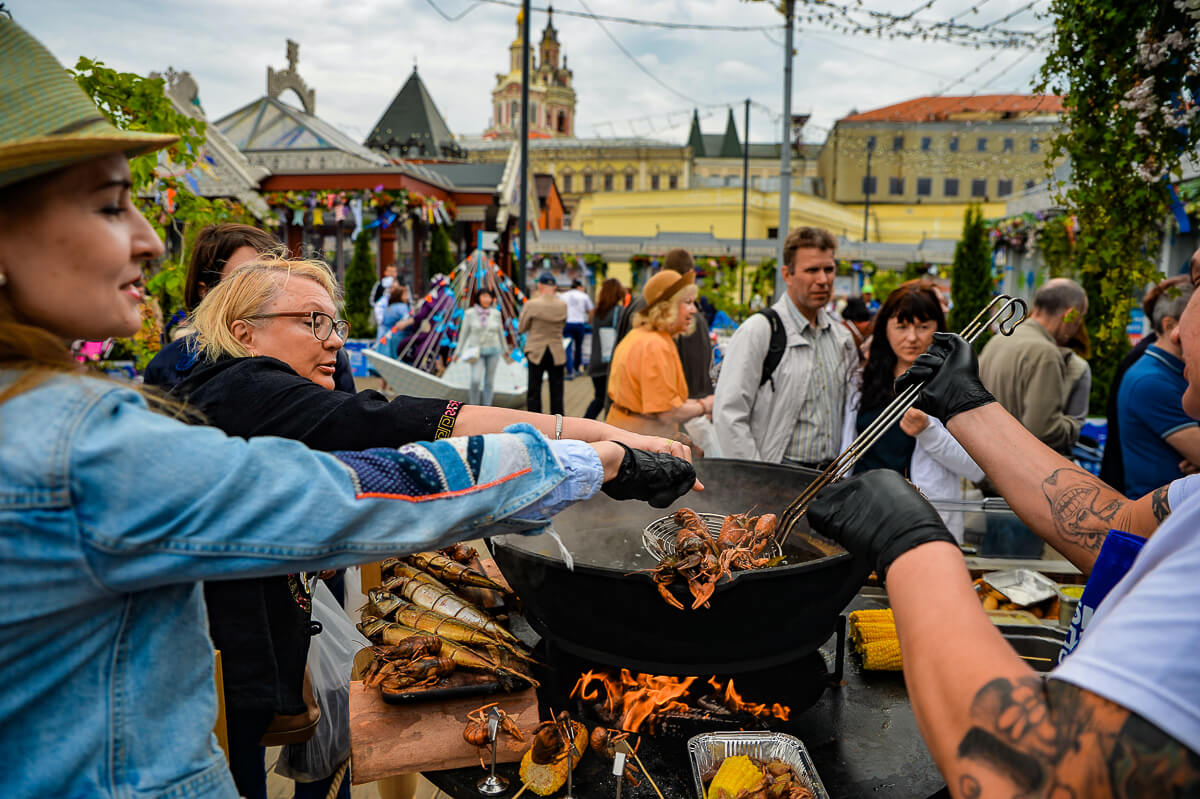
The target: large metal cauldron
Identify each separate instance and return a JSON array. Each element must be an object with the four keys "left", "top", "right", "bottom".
[{"left": 491, "top": 458, "right": 871, "bottom": 674}]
